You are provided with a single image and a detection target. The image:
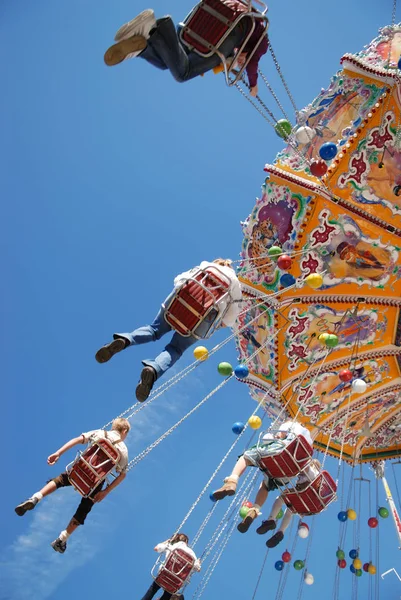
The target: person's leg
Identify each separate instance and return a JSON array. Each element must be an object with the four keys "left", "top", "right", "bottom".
[
  {"left": 237, "top": 481, "right": 268, "bottom": 533},
  {"left": 265, "top": 508, "right": 292, "bottom": 548},
  {"left": 257, "top": 494, "right": 283, "bottom": 535},
  {"left": 159, "top": 591, "right": 173, "bottom": 600},
  {"left": 142, "top": 331, "right": 197, "bottom": 379},
  {"left": 140, "top": 581, "right": 162, "bottom": 600},
  {"left": 213, "top": 456, "right": 251, "bottom": 501},
  {"left": 15, "top": 473, "right": 69, "bottom": 516}
]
